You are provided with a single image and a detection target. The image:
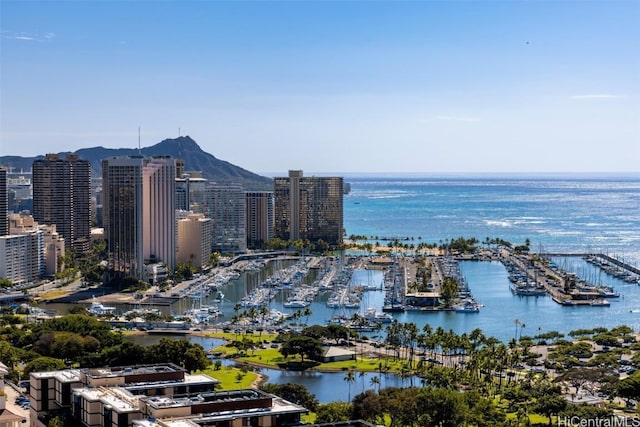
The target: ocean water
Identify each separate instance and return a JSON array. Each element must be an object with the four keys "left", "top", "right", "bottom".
[
  {"left": 343, "top": 173, "right": 640, "bottom": 265},
  {"left": 338, "top": 173, "right": 640, "bottom": 341}
]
